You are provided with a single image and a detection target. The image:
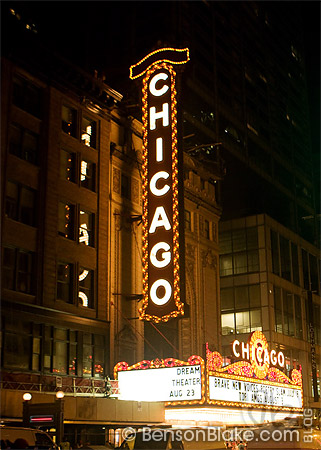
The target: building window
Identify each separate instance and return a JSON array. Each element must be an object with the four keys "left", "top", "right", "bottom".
[
  {"left": 58, "top": 202, "right": 75, "bottom": 239},
  {"left": 57, "top": 262, "right": 73, "bottom": 303},
  {"left": 2, "top": 246, "right": 34, "bottom": 294},
  {"left": 43, "top": 326, "right": 78, "bottom": 376},
  {"left": 69, "top": 331, "right": 77, "bottom": 376},
  {"left": 79, "top": 267, "right": 94, "bottom": 308},
  {"left": 219, "top": 227, "right": 259, "bottom": 276},
  {"left": 3, "top": 318, "right": 31, "bottom": 370},
  {"left": 82, "top": 333, "right": 105, "bottom": 377},
  {"left": 9, "top": 123, "right": 39, "bottom": 164},
  {"left": 62, "top": 105, "right": 77, "bottom": 137},
  {"left": 83, "top": 333, "right": 93, "bottom": 377},
  {"left": 82, "top": 116, "right": 97, "bottom": 149},
  {"left": 81, "top": 159, "right": 96, "bottom": 191},
  {"left": 121, "top": 173, "right": 131, "bottom": 199},
  {"left": 93, "top": 334, "right": 105, "bottom": 378},
  {"left": 32, "top": 324, "right": 41, "bottom": 372},
  {"left": 221, "top": 284, "right": 261, "bottom": 335},
  {"left": 274, "top": 287, "right": 304, "bottom": 338},
  {"left": 62, "top": 105, "right": 98, "bottom": 150},
  {"left": 204, "top": 219, "right": 210, "bottom": 239},
  {"left": 280, "top": 235, "right": 291, "bottom": 281},
  {"left": 12, "top": 75, "right": 43, "bottom": 119},
  {"left": 53, "top": 328, "right": 68, "bottom": 375},
  {"left": 5, "top": 180, "right": 36, "bottom": 226},
  {"left": 60, "top": 149, "right": 76, "bottom": 182},
  {"left": 185, "top": 210, "right": 191, "bottom": 231},
  {"left": 79, "top": 210, "right": 94, "bottom": 247}
]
